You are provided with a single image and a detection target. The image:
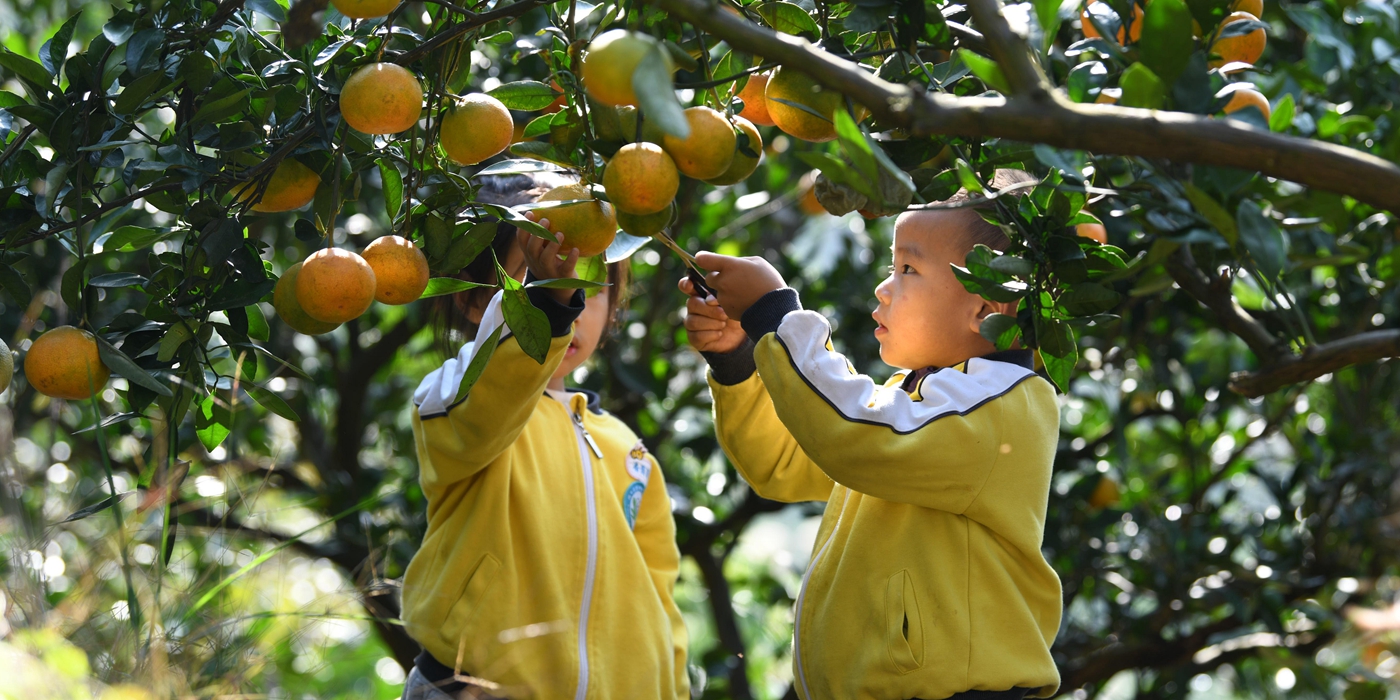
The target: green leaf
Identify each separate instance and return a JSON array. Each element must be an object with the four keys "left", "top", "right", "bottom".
[
  {"left": 1183, "top": 183, "right": 1238, "bottom": 246},
  {"left": 1236, "top": 200, "right": 1286, "bottom": 281},
  {"left": 1119, "top": 63, "right": 1166, "bottom": 109},
  {"left": 0, "top": 50, "right": 56, "bottom": 94},
  {"left": 378, "top": 159, "right": 403, "bottom": 223},
  {"left": 1040, "top": 347, "right": 1076, "bottom": 392},
  {"left": 525, "top": 277, "right": 609, "bottom": 290},
  {"left": 246, "top": 303, "right": 270, "bottom": 342},
  {"left": 105, "top": 226, "right": 173, "bottom": 251},
  {"left": 954, "top": 159, "right": 983, "bottom": 193},
  {"left": 979, "top": 313, "right": 1022, "bottom": 350},
  {"left": 60, "top": 256, "right": 85, "bottom": 312},
  {"left": 114, "top": 71, "right": 168, "bottom": 115},
  {"left": 441, "top": 221, "right": 497, "bottom": 274},
  {"left": 951, "top": 266, "right": 1027, "bottom": 302},
  {"left": 248, "top": 0, "right": 287, "bottom": 22},
  {"left": 157, "top": 321, "right": 197, "bottom": 362},
  {"left": 487, "top": 80, "right": 560, "bottom": 110},
  {"left": 40, "top": 13, "right": 81, "bottom": 78},
  {"left": 1139, "top": 0, "right": 1195, "bottom": 86},
  {"left": 496, "top": 256, "right": 551, "bottom": 364},
  {"left": 195, "top": 394, "right": 231, "bottom": 452},
  {"left": 833, "top": 108, "right": 878, "bottom": 183},
  {"left": 247, "top": 384, "right": 299, "bottom": 421},
  {"left": 60, "top": 491, "right": 134, "bottom": 523},
  {"left": 1058, "top": 282, "right": 1122, "bottom": 315},
  {"left": 0, "top": 90, "right": 24, "bottom": 109},
  {"left": 523, "top": 113, "right": 554, "bottom": 138},
  {"left": 96, "top": 335, "right": 174, "bottom": 397},
  {"left": 89, "top": 273, "right": 147, "bottom": 288},
  {"left": 1269, "top": 93, "right": 1295, "bottom": 132},
  {"left": 454, "top": 323, "right": 504, "bottom": 403},
  {"left": 633, "top": 45, "right": 689, "bottom": 139},
  {"left": 190, "top": 88, "right": 251, "bottom": 126},
  {"left": 755, "top": 1, "right": 821, "bottom": 36},
  {"left": 476, "top": 159, "right": 567, "bottom": 177},
  {"left": 956, "top": 49, "right": 1010, "bottom": 94},
  {"left": 0, "top": 265, "right": 32, "bottom": 307},
  {"left": 420, "top": 277, "right": 493, "bottom": 299}
]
